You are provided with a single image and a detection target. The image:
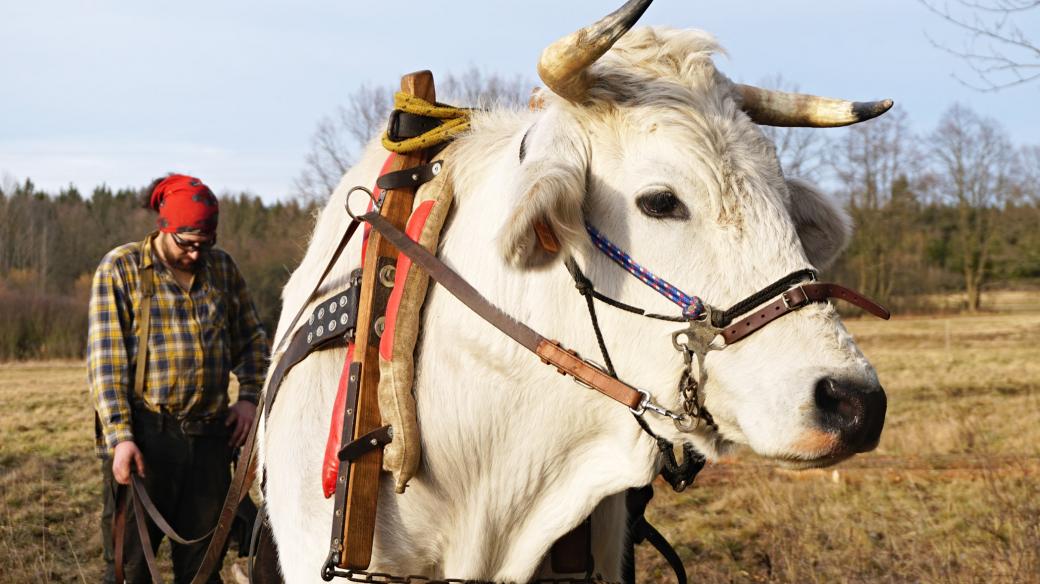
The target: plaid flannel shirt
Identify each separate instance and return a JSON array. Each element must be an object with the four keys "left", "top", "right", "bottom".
[{"left": 87, "top": 232, "right": 269, "bottom": 457}]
